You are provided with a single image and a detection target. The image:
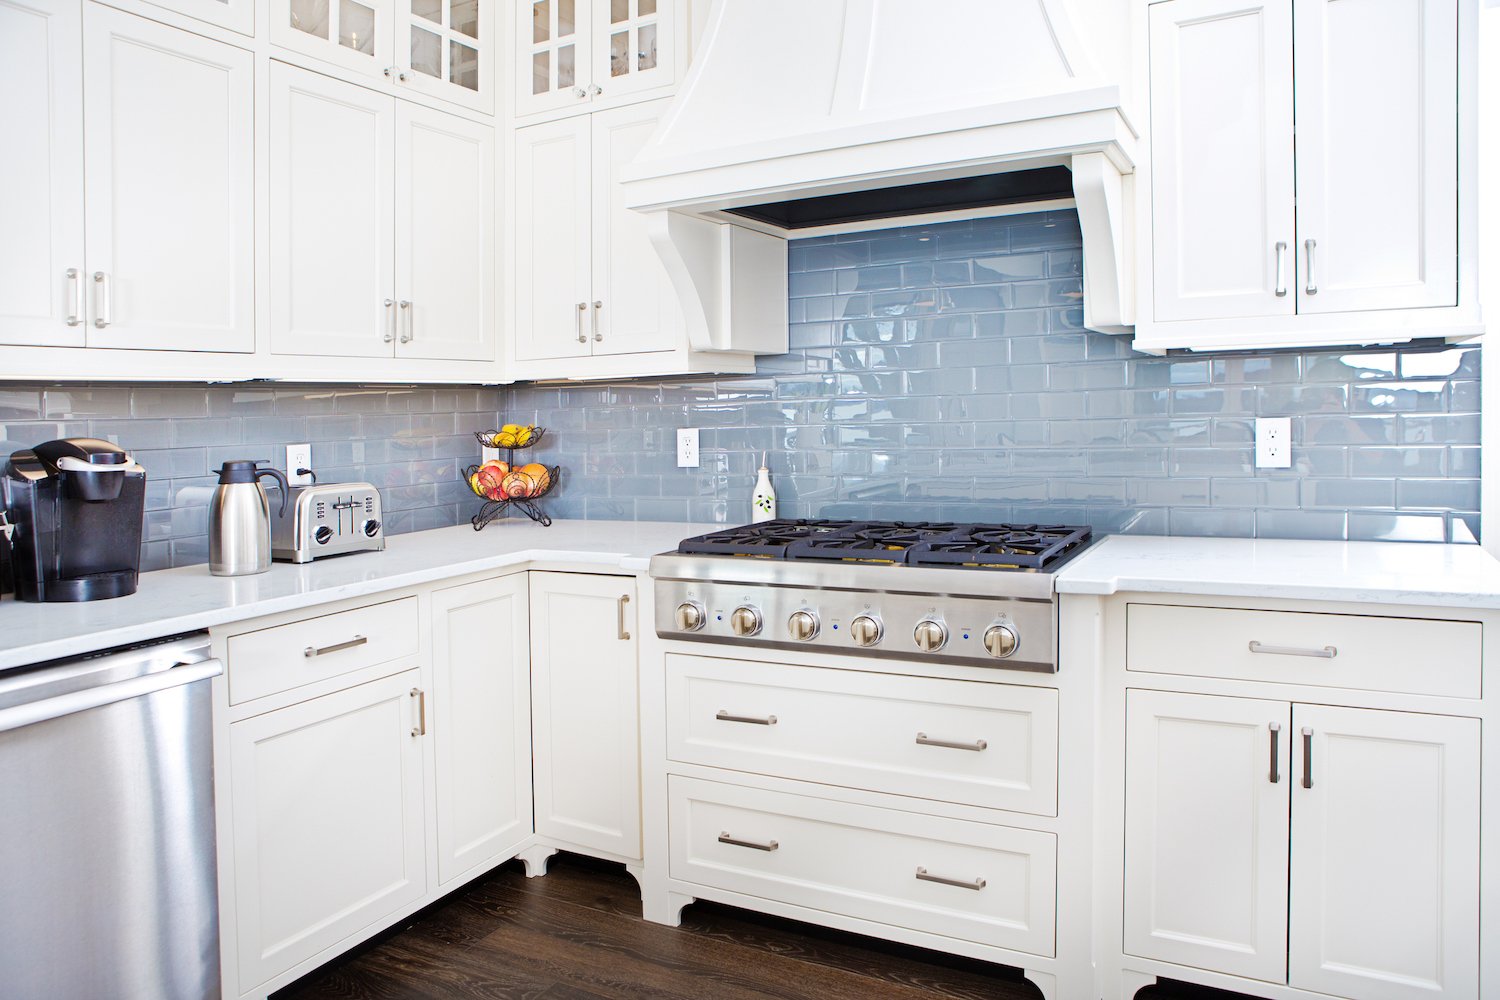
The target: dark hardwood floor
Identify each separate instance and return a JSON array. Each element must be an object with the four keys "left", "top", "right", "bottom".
[{"left": 273, "top": 852, "right": 1046, "bottom": 1000}]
